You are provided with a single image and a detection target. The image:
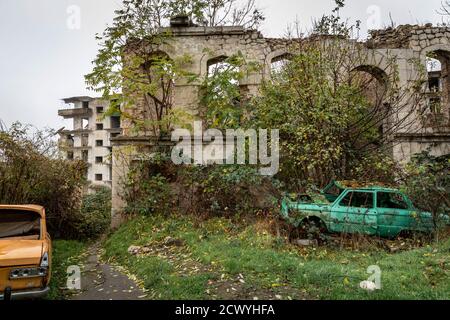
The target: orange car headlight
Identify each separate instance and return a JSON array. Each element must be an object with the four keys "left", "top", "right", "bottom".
[{"left": 40, "top": 252, "right": 49, "bottom": 268}]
